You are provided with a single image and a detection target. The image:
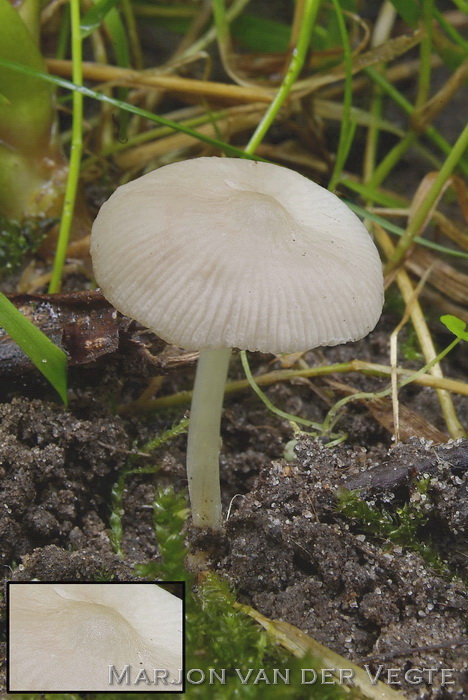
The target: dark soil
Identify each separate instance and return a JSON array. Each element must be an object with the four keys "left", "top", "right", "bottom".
[
  {"left": 213, "top": 437, "right": 468, "bottom": 699},
  {"left": 1, "top": 2, "right": 466, "bottom": 697},
  {"left": 0, "top": 319, "right": 467, "bottom": 698}
]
